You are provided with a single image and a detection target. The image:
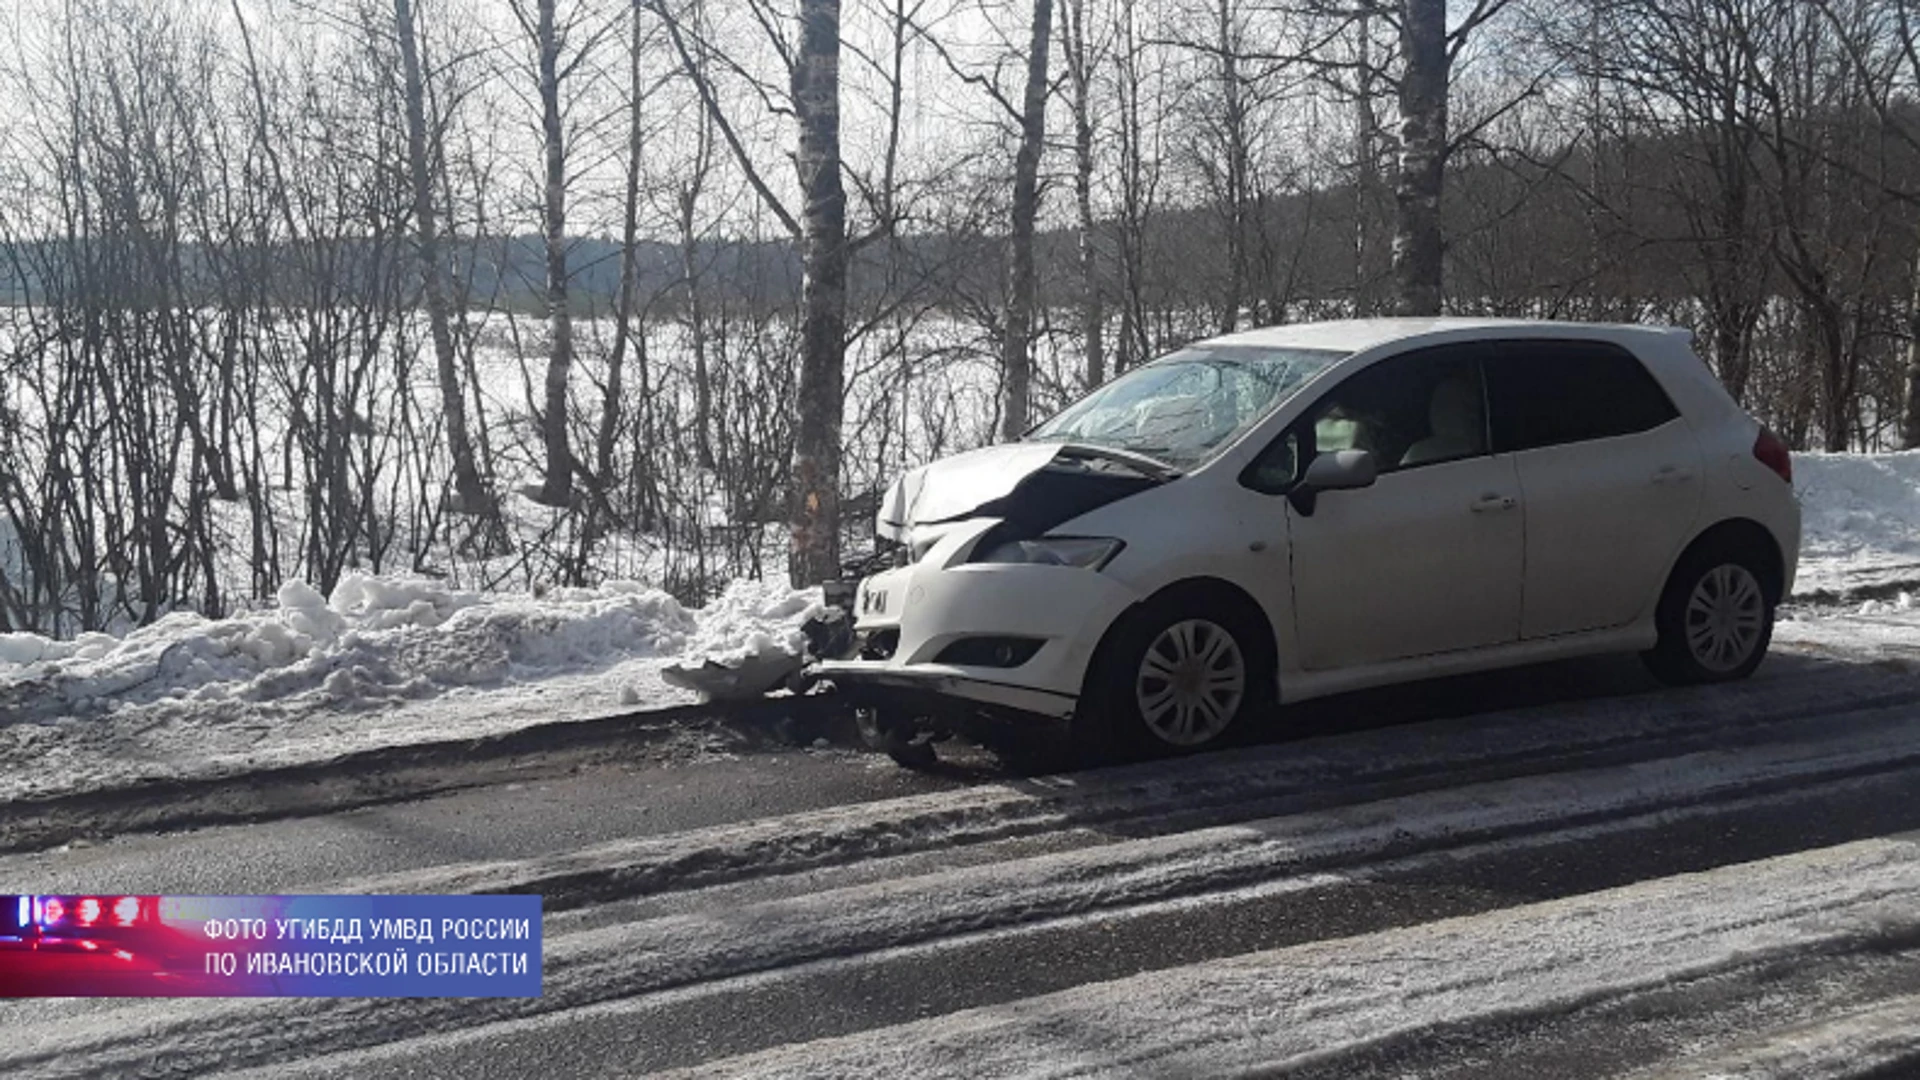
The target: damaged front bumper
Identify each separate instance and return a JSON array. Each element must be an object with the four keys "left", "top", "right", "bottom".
[
  {"left": 806, "top": 518, "right": 1143, "bottom": 723},
  {"left": 808, "top": 659, "right": 1081, "bottom": 721}
]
